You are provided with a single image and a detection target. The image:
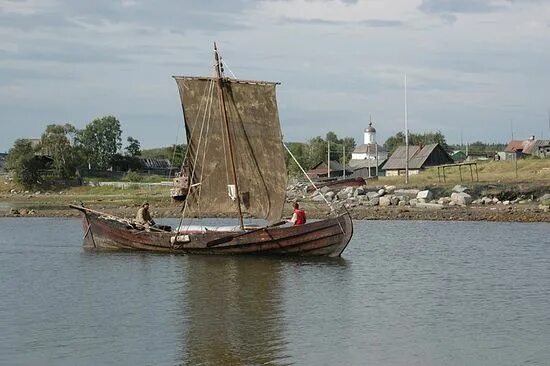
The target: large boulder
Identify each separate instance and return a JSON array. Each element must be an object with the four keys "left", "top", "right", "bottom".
[
  {"left": 368, "top": 196, "right": 380, "bottom": 206},
  {"left": 378, "top": 188, "right": 386, "bottom": 196},
  {"left": 539, "top": 193, "right": 550, "bottom": 204},
  {"left": 452, "top": 185, "right": 469, "bottom": 193},
  {"left": 384, "top": 185, "right": 396, "bottom": 193},
  {"left": 379, "top": 196, "right": 391, "bottom": 206},
  {"left": 394, "top": 189, "right": 420, "bottom": 198},
  {"left": 366, "top": 191, "right": 380, "bottom": 200},
  {"left": 416, "top": 203, "right": 444, "bottom": 210},
  {"left": 451, "top": 192, "right": 473, "bottom": 206},
  {"left": 325, "top": 191, "right": 335, "bottom": 200},
  {"left": 354, "top": 187, "right": 365, "bottom": 196},
  {"left": 340, "top": 186, "right": 355, "bottom": 196},
  {"left": 417, "top": 190, "right": 433, "bottom": 200}
]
